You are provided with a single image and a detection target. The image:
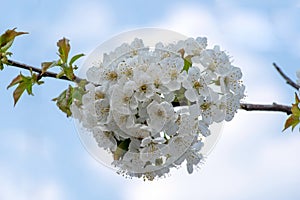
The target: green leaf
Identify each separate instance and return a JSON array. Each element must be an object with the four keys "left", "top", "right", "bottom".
[
  {"left": 72, "top": 80, "right": 87, "bottom": 106},
  {"left": 69, "top": 53, "right": 85, "bottom": 67},
  {"left": 52, "top": 80, "right": 87, "bottom": 116},
  {"left": 42, "top": 38, "right": 84, "bottom": 81},
  {"left": 57, "top": 38, "right": 70, "bottom": 63},
  {"left": 7, "top": 72, "right": 43, "bottom": 106},
  {"left": 182, "top": 55, "right": 192, "bottom": 72},
  {"left": 0, "top": 28, "right": 28, "bottom": 52},
  {"left": 12, "top": 82, "right": 28, "bottom": 106},
  {"left": 283, "top": 93, "right": 300, "bottom": 131},
  {"left": 52, "top": 85, "right": 73, "bottom": 117},
  {"left": 283, "top": 115, "right": 300, "bottom": 131},
  {"left": 41, "top": 61, "right": 57, "bottom": 74},
  {"left": 7, "top": 74, "right": 23, "bottom": 89},
  {"left": 62, "top": 65, "right": 75, "bottom": 80},
  {"left": 113, "top": 139, "right": 130, "bottom": 160}
]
